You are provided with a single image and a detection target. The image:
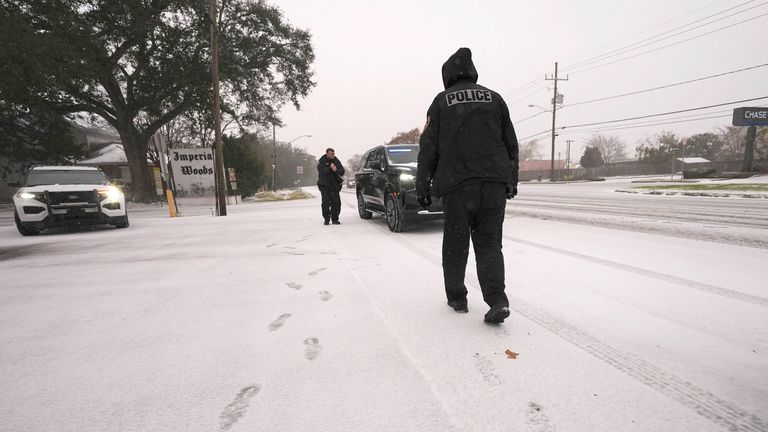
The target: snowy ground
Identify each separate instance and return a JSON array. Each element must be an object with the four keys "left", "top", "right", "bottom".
[{"left": 1, "top": 182, "right": 767, "bottom": 432}]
